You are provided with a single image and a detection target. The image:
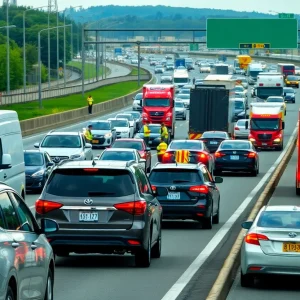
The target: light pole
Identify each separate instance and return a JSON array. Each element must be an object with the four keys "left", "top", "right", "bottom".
[
  {"left": 38, "top": 24, "right": 71, "bottom": 108},
  {"left": 23, "top": 5, "right": 49, "bottom": 94}
]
